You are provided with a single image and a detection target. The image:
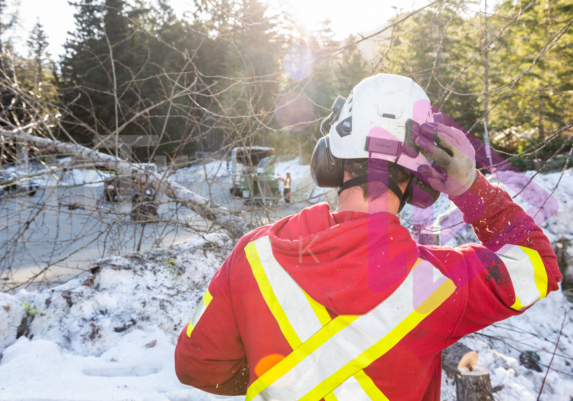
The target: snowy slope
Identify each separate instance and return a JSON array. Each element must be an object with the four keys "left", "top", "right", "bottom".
[
  {"left": 1, "top": 164, "right": 573, "bottom": 400},
  {"left": 1, "top": 231, "right": 571, "bottom": 401},
  {"left": 0, "top": 234, "right": 242, "bottom": 401}
]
